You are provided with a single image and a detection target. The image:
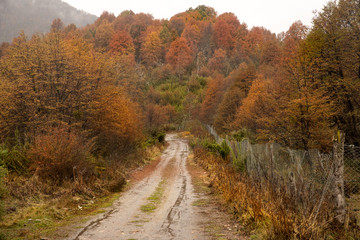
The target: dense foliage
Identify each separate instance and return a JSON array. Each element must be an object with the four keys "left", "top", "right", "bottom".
[
  {"left": 0, "top": 2, "right": 359, "bottom": 236},
  {"left": 0, "top": 0, "right": 359, "bottom": 181}
]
